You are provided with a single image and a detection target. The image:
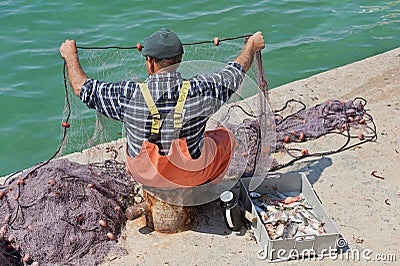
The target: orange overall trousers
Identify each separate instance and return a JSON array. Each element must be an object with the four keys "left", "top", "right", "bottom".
[{"left": 125, "top": 81, "right": 235, "bottom": 188}]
